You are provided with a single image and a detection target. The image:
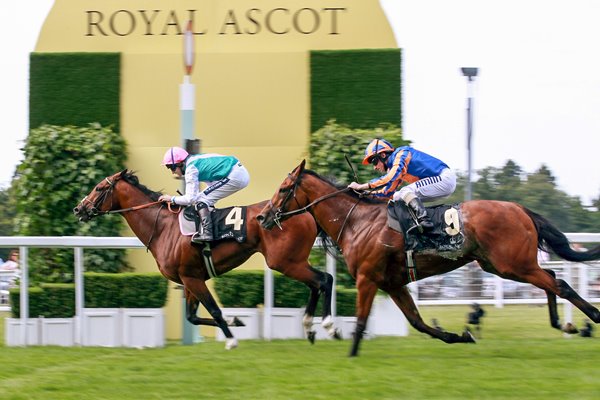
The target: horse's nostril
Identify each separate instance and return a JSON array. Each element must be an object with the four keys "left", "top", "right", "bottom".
[{"left": 73, "top": 207, "right": 80, "bottom": 214}]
